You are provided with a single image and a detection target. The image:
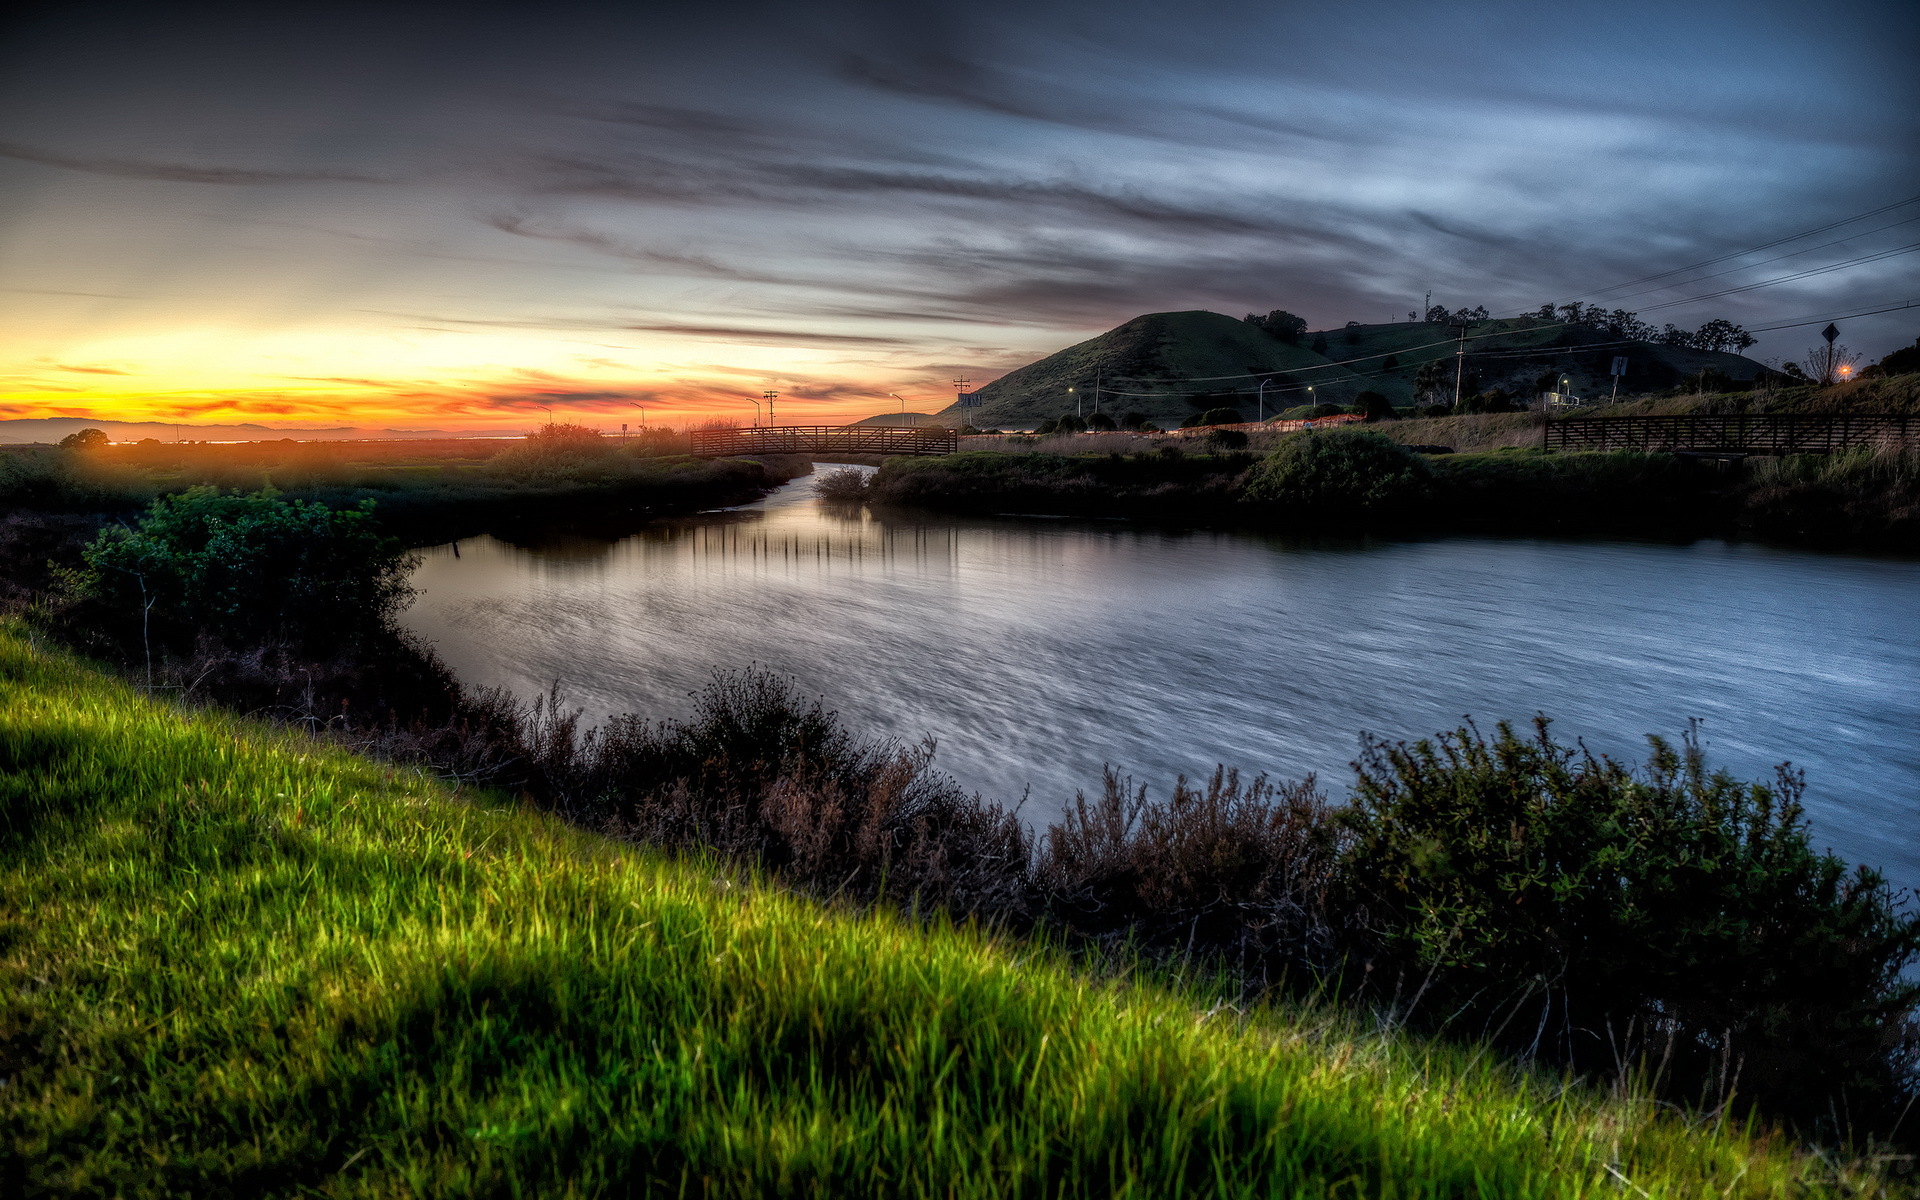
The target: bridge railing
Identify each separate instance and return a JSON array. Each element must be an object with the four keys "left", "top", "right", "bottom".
[
  {"left": 1546, "top": 414, "right": 1917, "bottom": 455},
  {"left": 689, "top": 425, "right": 959, "bottom": 458}
]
